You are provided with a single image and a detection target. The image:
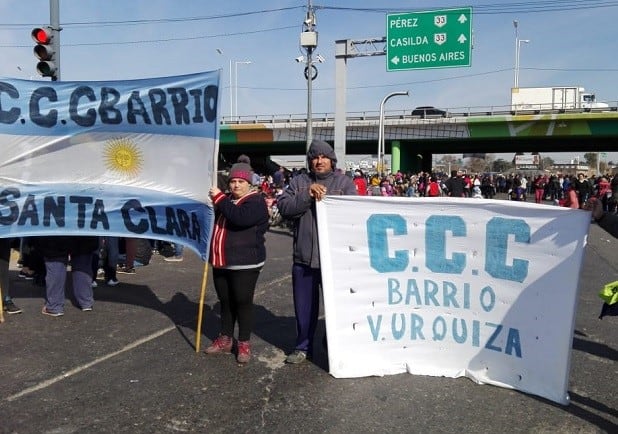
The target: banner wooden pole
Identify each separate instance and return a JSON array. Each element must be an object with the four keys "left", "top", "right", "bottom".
[
  {"left": 194, "top": 262, "right": 210, "bottom": 352},
  {"left": 0, "top": 239, "right": 7, "bottom": 324},
  {"left": 0, "top": 287, "right": 5, "bottom": 323}
]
